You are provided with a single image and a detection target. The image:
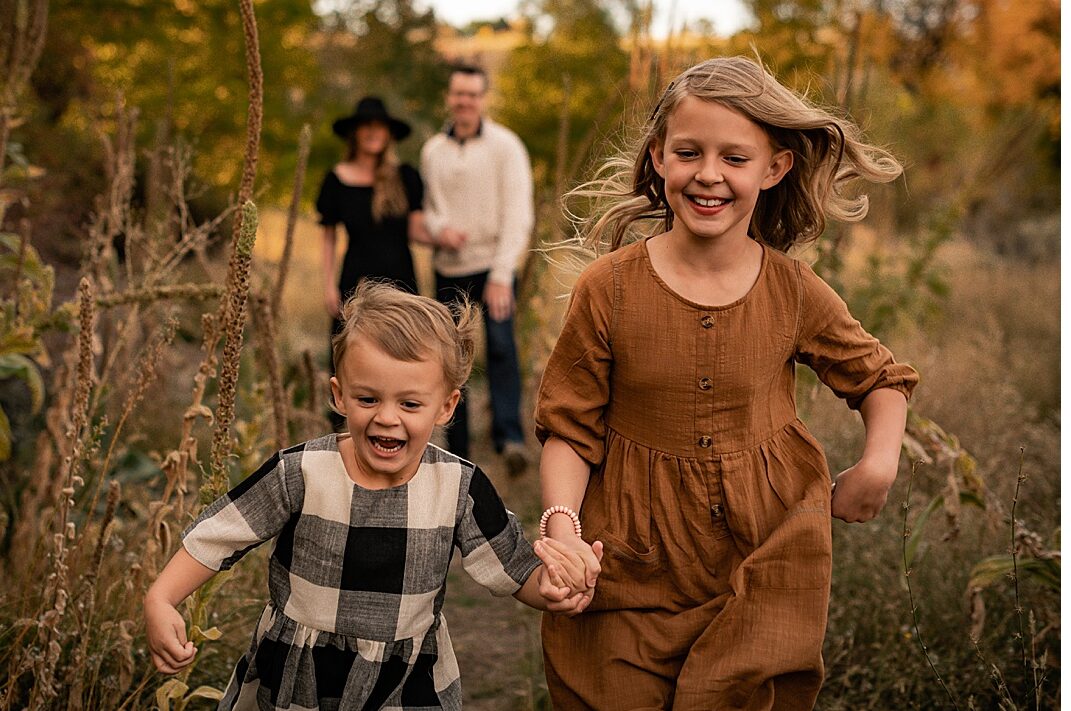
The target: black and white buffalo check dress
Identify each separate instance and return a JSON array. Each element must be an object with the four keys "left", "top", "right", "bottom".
[{"left": 182, "top": 433, "right": 540, "bottom": 710}]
